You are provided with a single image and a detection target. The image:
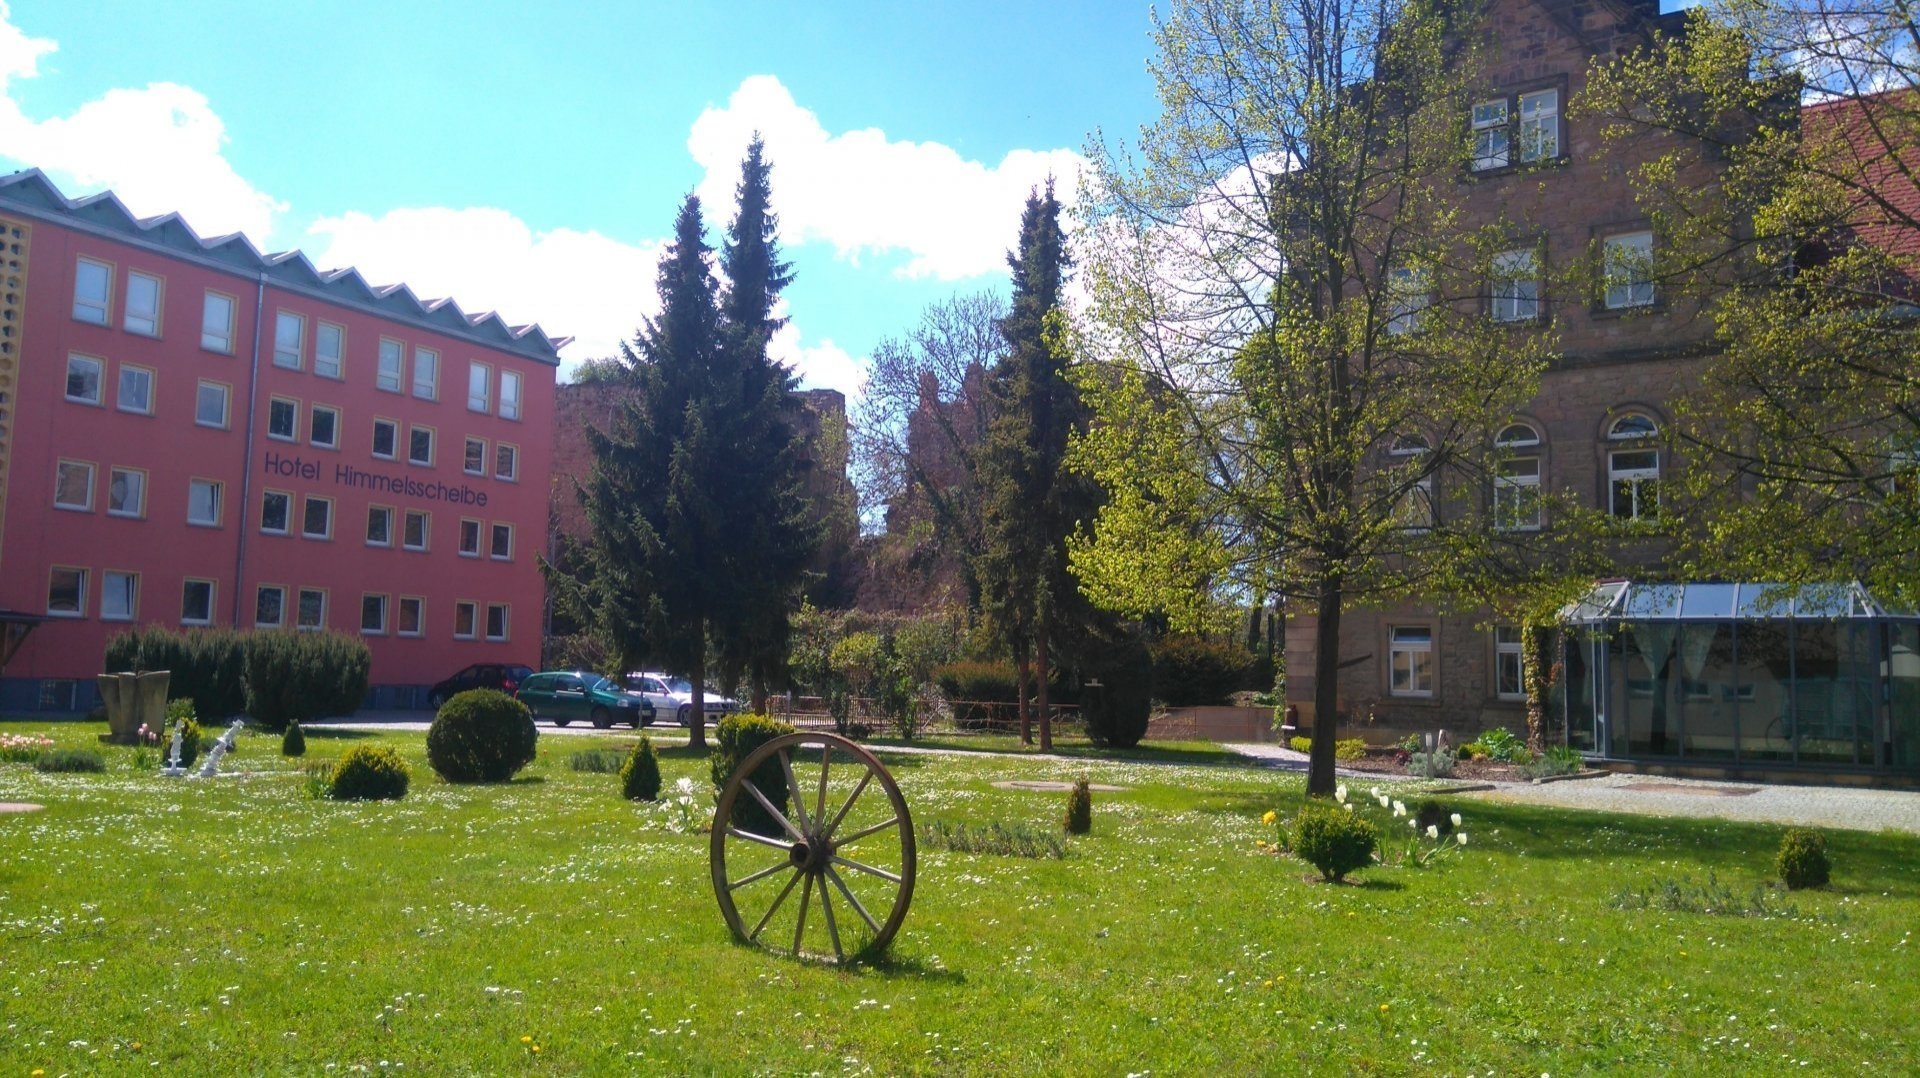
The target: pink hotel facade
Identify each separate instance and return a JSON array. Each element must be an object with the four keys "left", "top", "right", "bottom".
[{"left": 0, "top": 171, "right": 565, "bottom": 711}]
